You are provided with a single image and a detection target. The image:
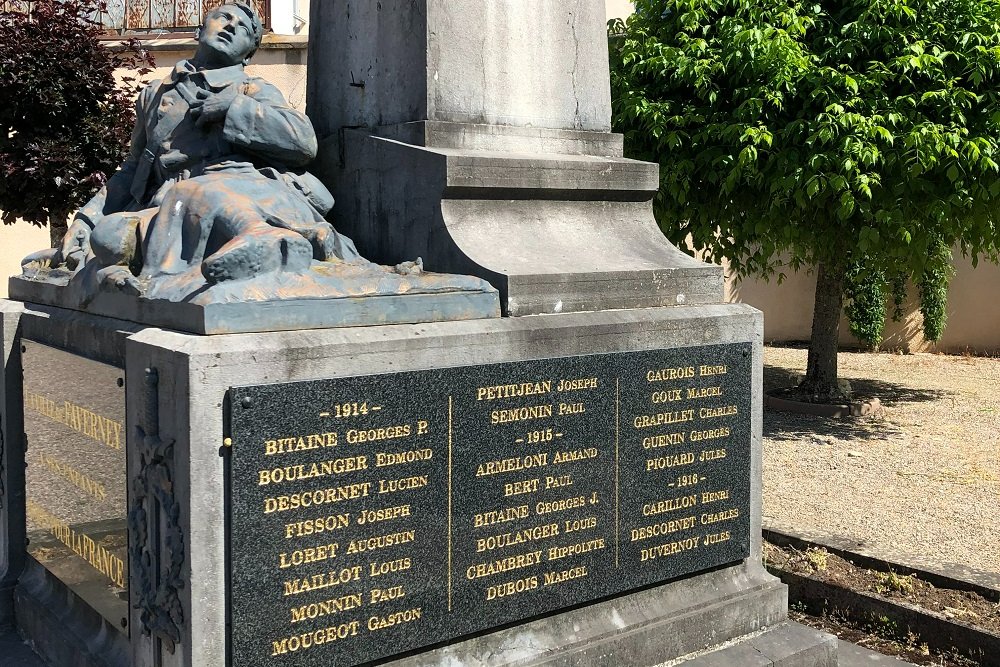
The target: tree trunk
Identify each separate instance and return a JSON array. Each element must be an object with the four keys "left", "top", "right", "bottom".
[
  {"left": 800, "top": 261, "right": 847, "bottom": 401},
  {"left": 49, "top": 210, "right": 70, "bottom": 248}
]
